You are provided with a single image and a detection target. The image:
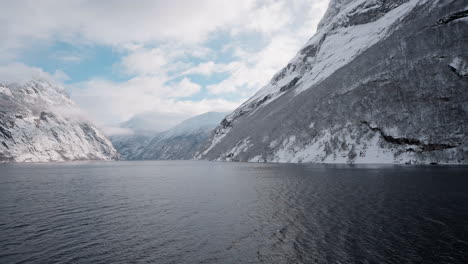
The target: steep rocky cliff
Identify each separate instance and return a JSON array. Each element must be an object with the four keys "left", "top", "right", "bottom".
[
  {"left": 0, "top": 79, "right": 119, "bottom": 162},
  {"left": 199, "top": 0, "right": 467, "bottom": 164}
]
